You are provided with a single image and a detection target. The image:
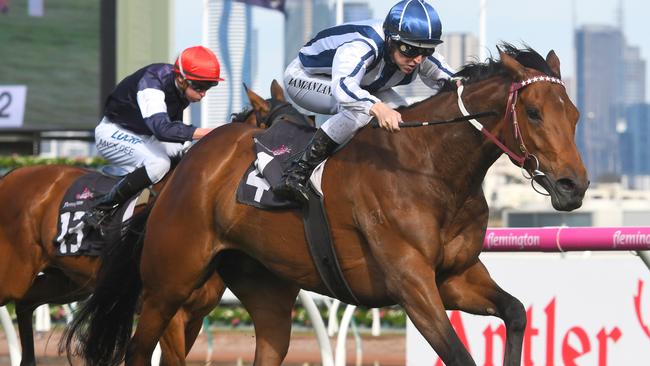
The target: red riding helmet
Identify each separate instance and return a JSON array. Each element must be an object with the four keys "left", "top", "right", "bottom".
[{"left": 173, "top": 46, "right": 224, "bottom": 82}]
